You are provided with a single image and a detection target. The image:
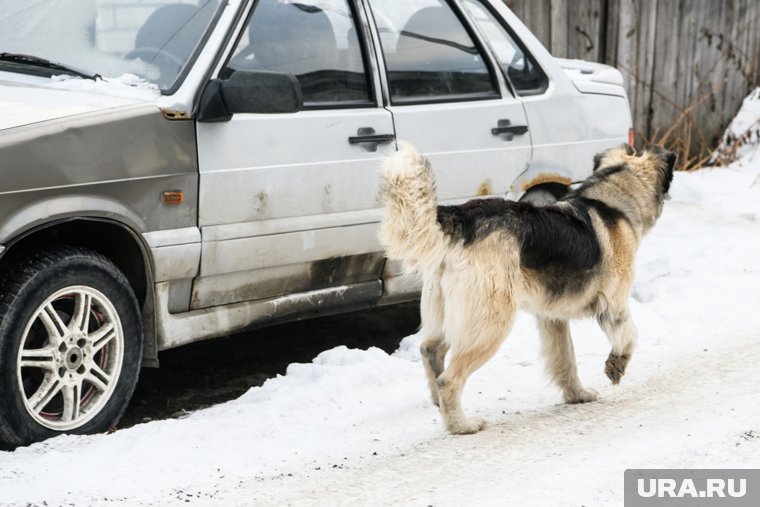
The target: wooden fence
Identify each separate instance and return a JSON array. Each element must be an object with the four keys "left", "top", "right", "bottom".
[{"left": 505, "top": 0, "right": 760, "bottom": 167}]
